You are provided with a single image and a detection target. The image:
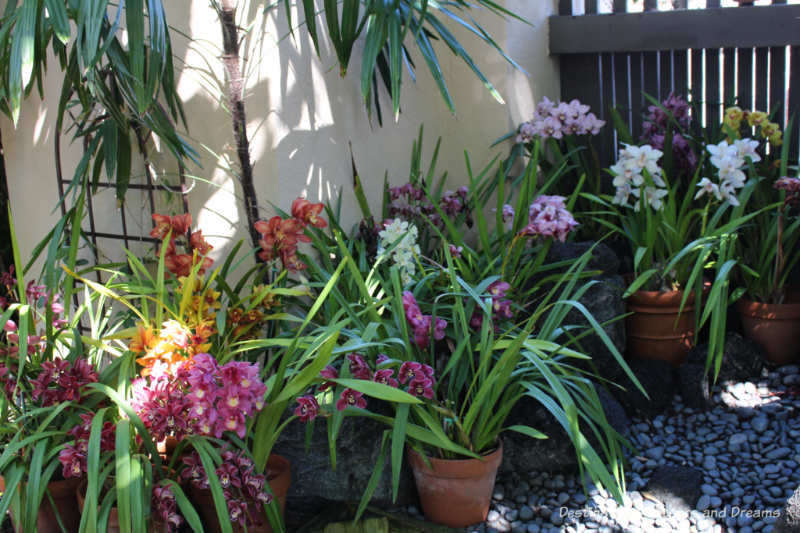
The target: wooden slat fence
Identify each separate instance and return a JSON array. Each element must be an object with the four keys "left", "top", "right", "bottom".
[{"left": 551, "top": 0, "right": 800, "bottom": 164}]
